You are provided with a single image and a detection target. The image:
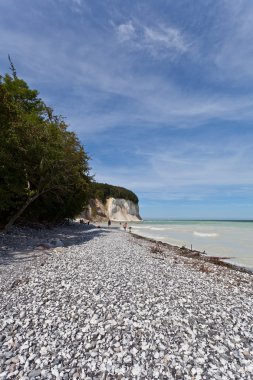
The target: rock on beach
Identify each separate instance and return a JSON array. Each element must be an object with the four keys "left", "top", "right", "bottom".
[{"left": 0, "top": 224, "right": 253, "bottom": 379}]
